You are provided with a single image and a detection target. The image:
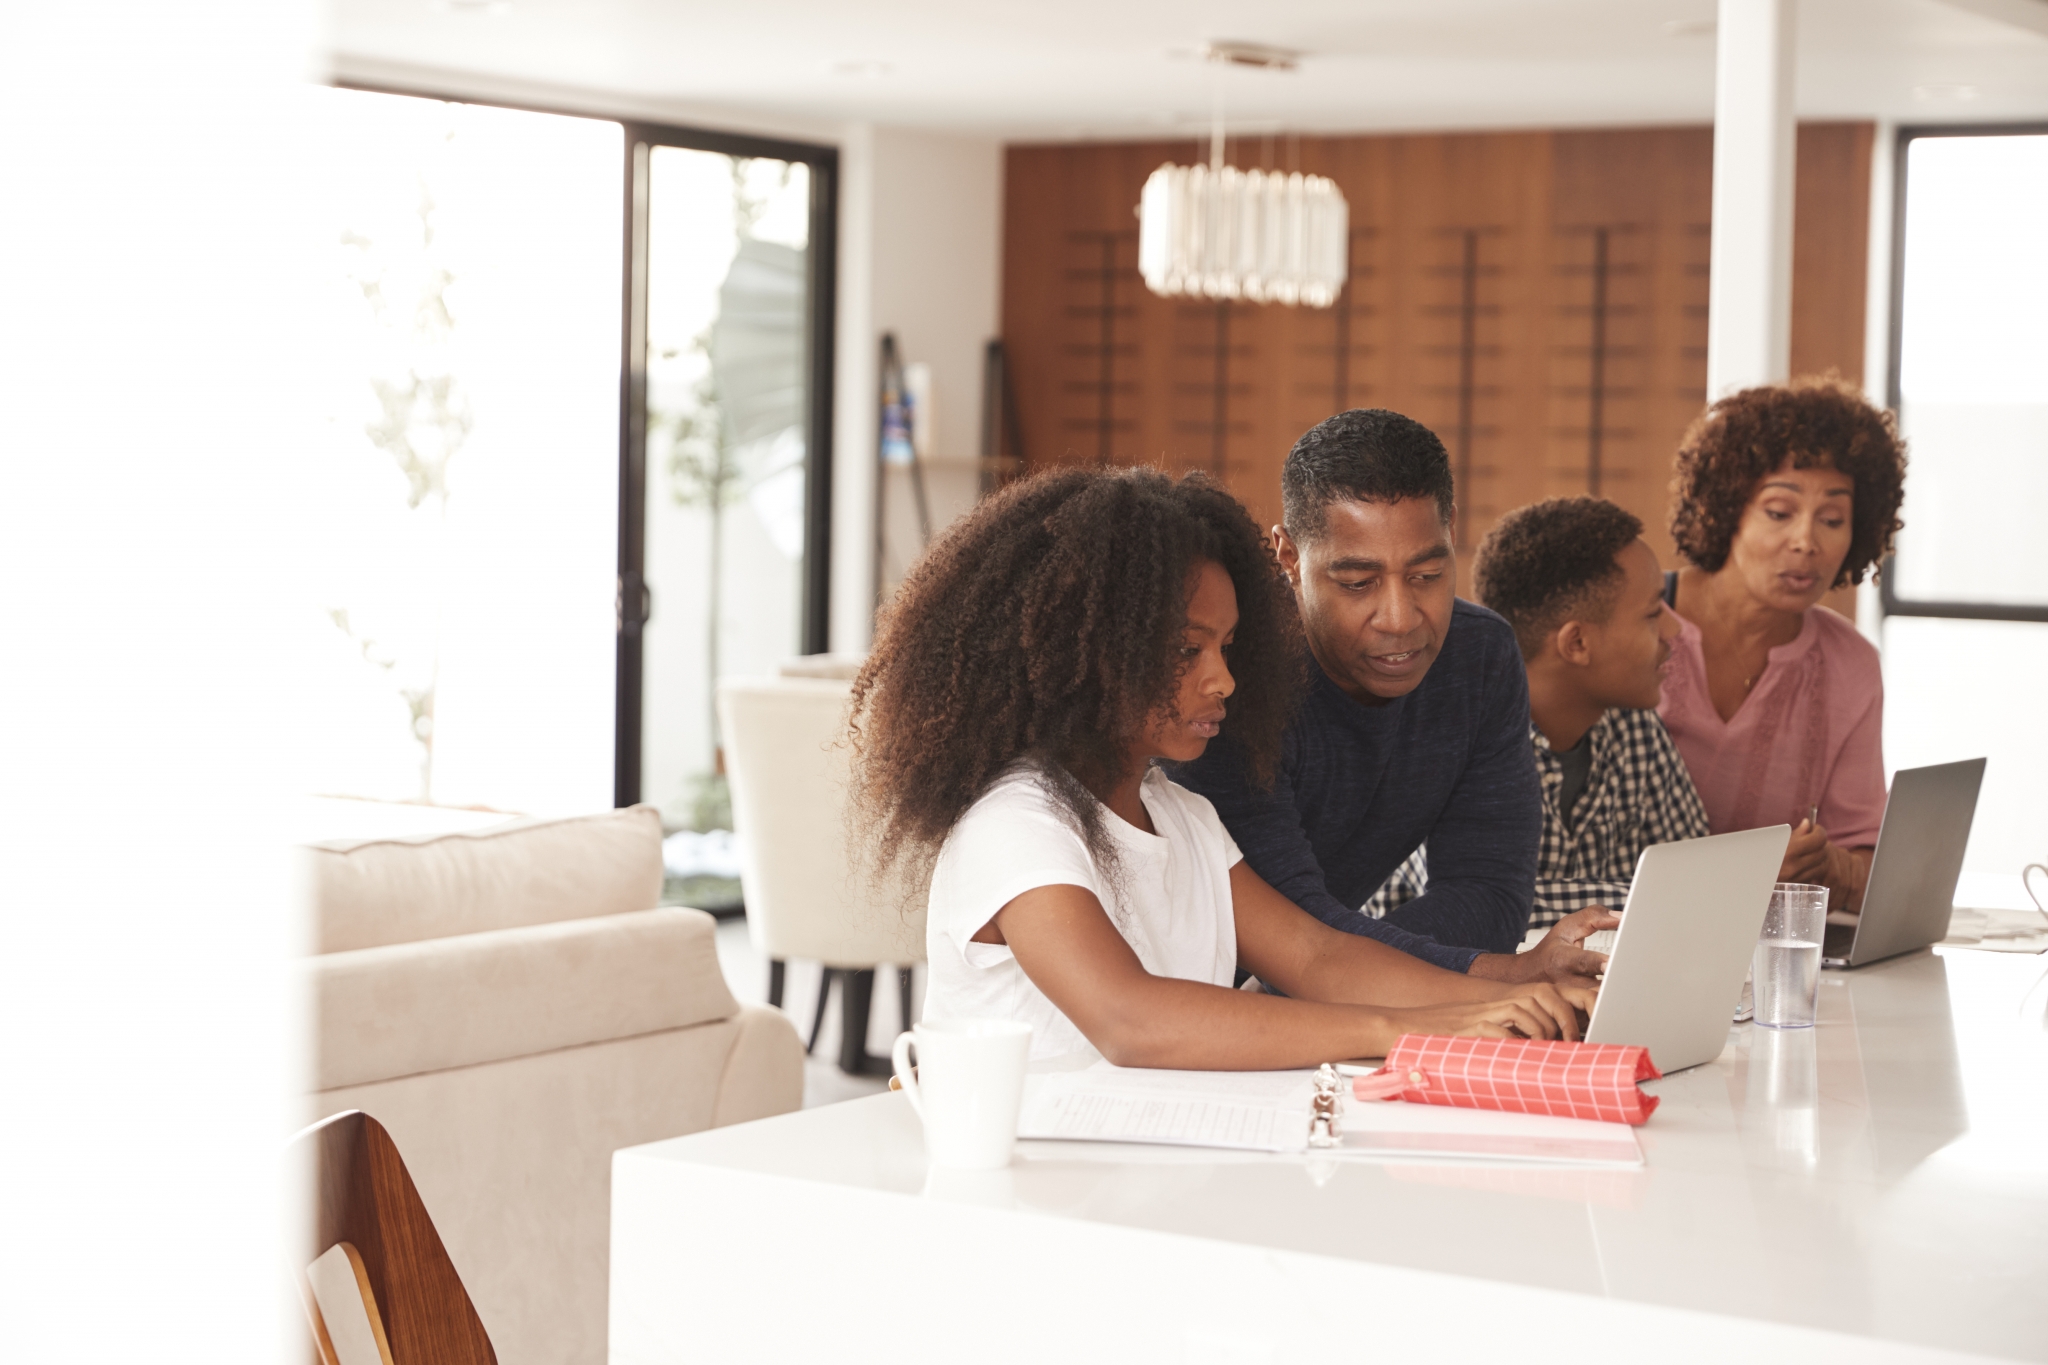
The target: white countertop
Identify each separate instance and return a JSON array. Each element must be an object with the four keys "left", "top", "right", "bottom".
[{"left": 614, "top": 947, "right": 2048, "bottom": 1363}]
